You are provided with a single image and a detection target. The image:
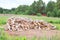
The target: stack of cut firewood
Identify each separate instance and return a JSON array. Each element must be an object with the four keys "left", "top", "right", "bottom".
[{"left": 5, "top": 17, "right": 56, "bottom": 31}]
